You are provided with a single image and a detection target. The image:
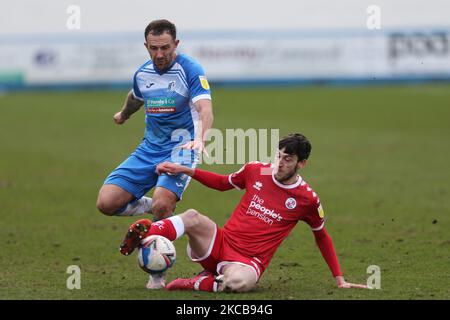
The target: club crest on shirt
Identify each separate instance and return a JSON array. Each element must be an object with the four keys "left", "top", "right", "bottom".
[
  {"left": 167, "top": 81, "right": 176, "bottom": 92},
  {"left": 285, "top": 197, "right": 297, "bottom": 210}
]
